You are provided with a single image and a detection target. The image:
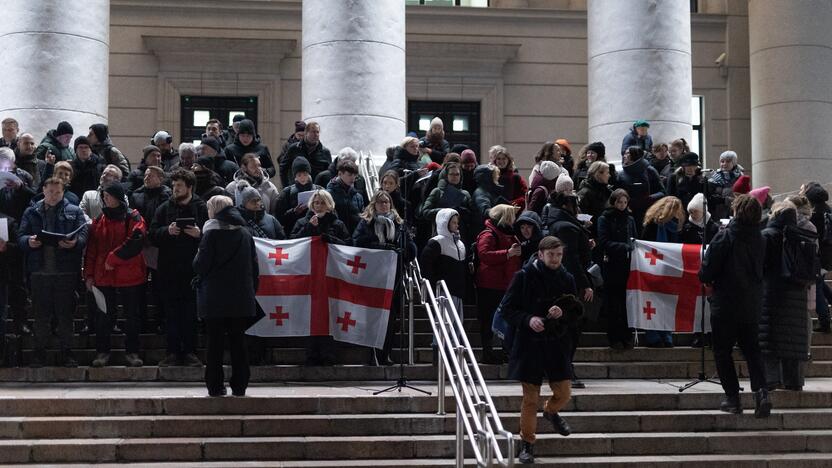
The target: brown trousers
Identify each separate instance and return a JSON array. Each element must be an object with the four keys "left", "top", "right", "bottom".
[{"left": 520, "top": 380, "right": 572, "bottom": 443}]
